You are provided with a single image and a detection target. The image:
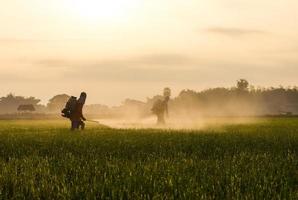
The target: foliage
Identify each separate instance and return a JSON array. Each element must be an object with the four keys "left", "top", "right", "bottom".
[
  {"left": 17, "top": 104, "right": 36, "bottom": 112},
  {"left": 236, "top": 79, "right": 249, "bottom": 91},
  {"left": 0, "top": 94, "right": 41, "bottom": 114},
  {"left": 99, "top": 80, "right": 298, "bottom": 117},
  {"left": 0, "top": 119, "right": 297, "bottom": 199},
  {"left": 47, "top": 94, "right": 70, "bottom": 112},
  {"left": 170, "top": 81, "right": 298, "bottom": 116}
]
